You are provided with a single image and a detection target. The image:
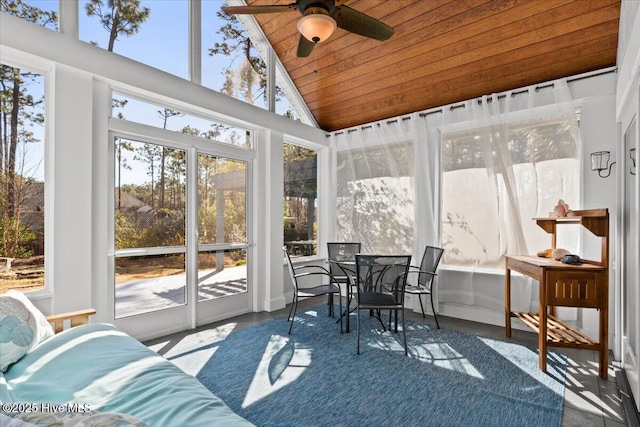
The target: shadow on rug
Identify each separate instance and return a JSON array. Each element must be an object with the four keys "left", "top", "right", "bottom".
[{"left": 175, "top": 305, "right": 566, "bottom": 427}]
